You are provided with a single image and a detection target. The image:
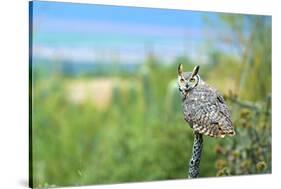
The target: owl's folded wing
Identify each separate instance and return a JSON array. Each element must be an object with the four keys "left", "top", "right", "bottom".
[{"left": 192, "top": 90, "right": 235, "bottom": 137}]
